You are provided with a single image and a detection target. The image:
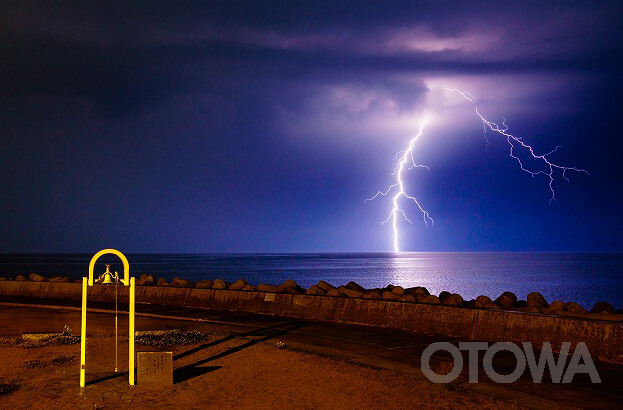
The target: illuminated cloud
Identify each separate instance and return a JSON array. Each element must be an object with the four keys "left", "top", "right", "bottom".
[{"left": 274, "top": 77, "right": 428, "bottom": 144}]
